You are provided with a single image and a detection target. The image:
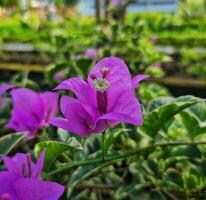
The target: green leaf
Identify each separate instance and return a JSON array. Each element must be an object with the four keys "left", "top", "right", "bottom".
[
  {"left": 177, "top": 111, "right": 206, "bottom": 139},
  {"left": 188, "top": 102, "right": 206, "bottom": 122},
  {"left": 76, "top": 58, "right": 92, "bottom": 77},
  {"left": 171, "top": 145, "right": 201, "bottom": 158},
  {"left": 152, "top": 192, "right": 168, "bottom": 200},
  {"left": 147, "top": 97, "right": 174, "bottom": 112},
  {"left": 57, "top": 128, "right": 70, "bottom": 142},
  {"left": 0, "top": 133, "right": 25, "bottom": 156},
  {"left": 103, "top": 128, "right": 129, "bottom": 156},
  {"left": 45, "top": 63, "right": 69, "bottom": 85},
  {"left": 200, "top": 159, "right": 206, "bottom": 176},
  {"left": 83, "top": 135, "right": 101, "bottom": 156},
  {"left": 183, "top": 173, "right": 198, "bottom": 191},
  {"left": 129, "top": 161, "right": 155, "bottom": 177},
  {"left": 67, "top": 137, "right": 83, "bottom": 151},
  {"left": 163, "top": 168, "right": 184, "bottom": 188},
  {"left": 34, "top": 138, "right": 83, "bottom": 170},
  {"left": 140, "top": 96, "right": 198, "bottom": 137},
  {"left": 147, "top": 159, "right": 161, "bottom": 178},
  {"left": 68, "top": 152, "right": 115, "bottom": 197},
  {"left": 57, "top": 128, "right": 83, "bottom": 144}
]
